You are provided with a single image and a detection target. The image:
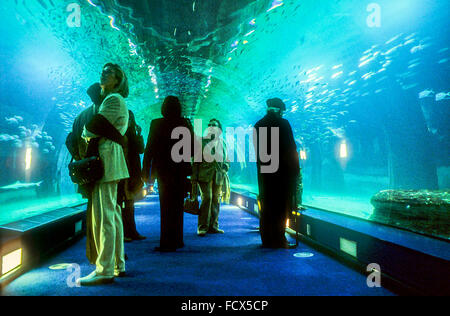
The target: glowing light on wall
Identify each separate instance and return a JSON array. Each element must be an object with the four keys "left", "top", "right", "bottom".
[
  {"left": 86, "top": 0, "right": 97, "bottom": 7},
  {"left": 340, "top": 141, "right": 348, "bottom": 158},
  {"left": 300, "top": 150, "right": 307, "bottom": 160},
  {"left": 1, "top": 248, "right": 22, "bottom": 276},
  {"left": 340, "top": 238, "right": 357, "bottom": 258},
  {"left": 237, "top": 197, "right": 243, "bottom": 207},
  {"left": 25, "top": 147, "right": 32, "bottom": 170},
  {"left": 286, "top": 219, "right": 290, "bottom": 228},
  {"left": 249, "top": 19, "right": 256, "bottom": 25}
]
